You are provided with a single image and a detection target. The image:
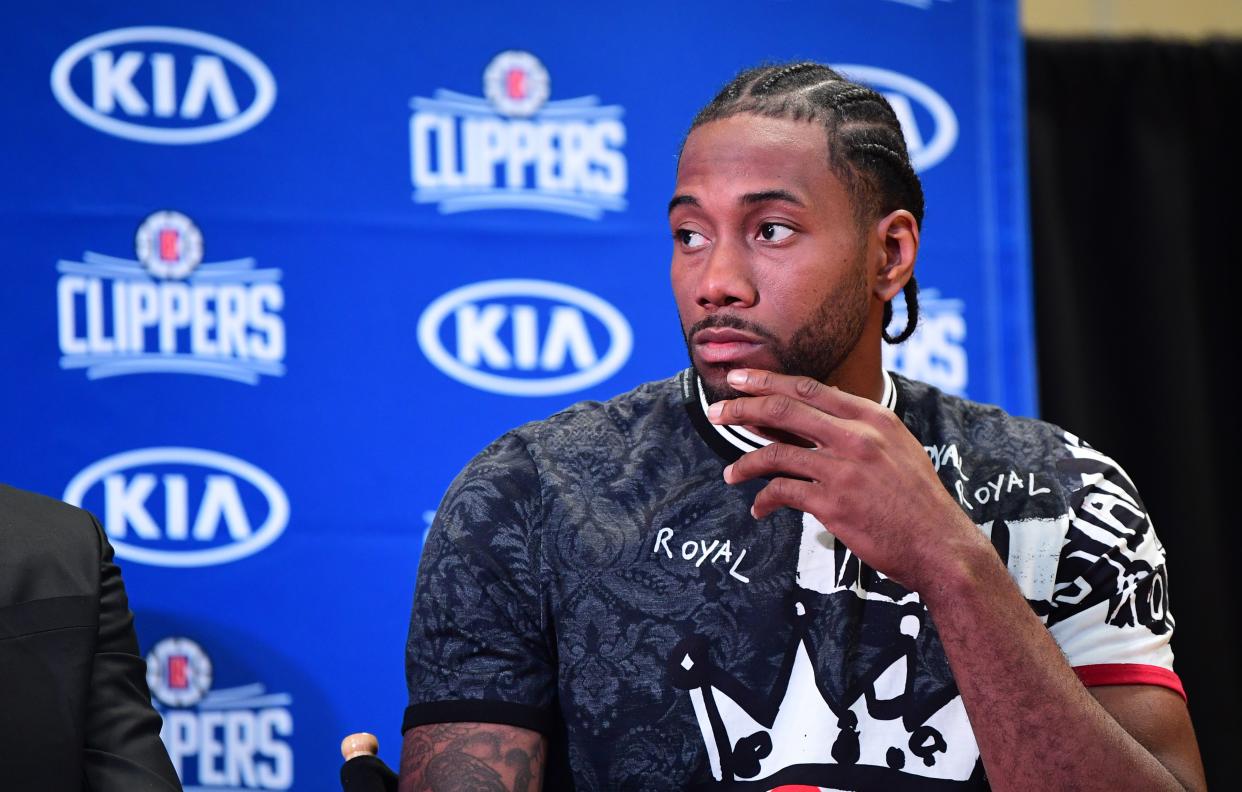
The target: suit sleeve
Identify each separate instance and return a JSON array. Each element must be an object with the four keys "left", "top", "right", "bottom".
[
  {"left": 82, "top": 515, "right": 183, "bottom": 791},
  {"left": 404, "top": 431, "right": 556, "bottom": 735}
]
